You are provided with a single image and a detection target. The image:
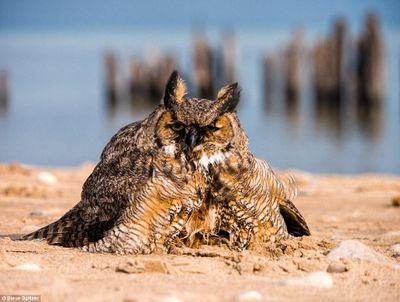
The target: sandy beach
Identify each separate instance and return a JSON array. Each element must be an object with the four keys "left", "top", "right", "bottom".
[{"left": 0, "top": 162, "right": 399, "bottom": 302}]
